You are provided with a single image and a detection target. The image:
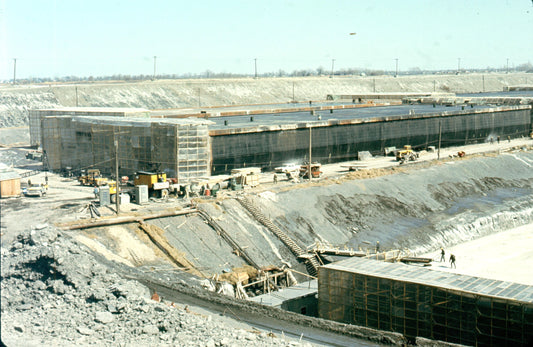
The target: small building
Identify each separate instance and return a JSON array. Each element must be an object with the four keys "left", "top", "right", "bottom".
[
  {"left": 249, "top": 280, "right": 318, "bottom": 317},
  {"left": 0, "top": 164, "right": 21, "bottom": 198}
]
